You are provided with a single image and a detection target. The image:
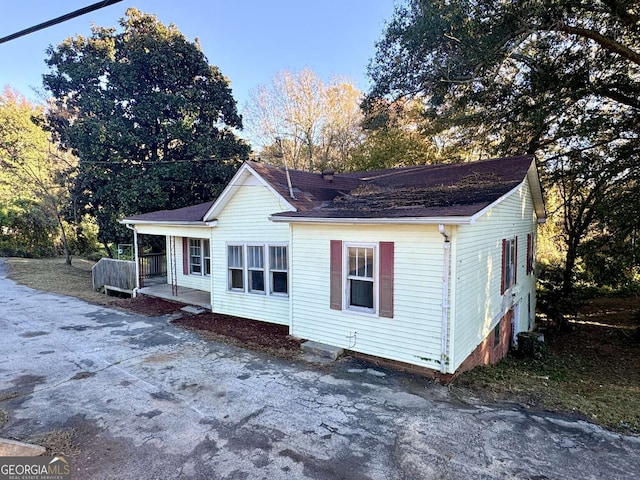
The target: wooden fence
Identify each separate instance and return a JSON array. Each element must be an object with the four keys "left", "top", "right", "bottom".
[{"left": 92, "top": 258, "right": 136, "bottom": 293}]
